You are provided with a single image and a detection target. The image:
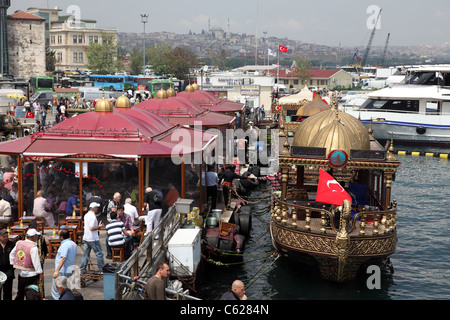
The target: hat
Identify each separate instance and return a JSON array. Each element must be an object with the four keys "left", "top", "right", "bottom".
[
  {"left": 26, "top": 229, "right": 40, "bottom": 237},
  {"left": 0, "top": 229, "right": 7, "bottom": 236},
  {"left": 89, "top": 202, "right": 100, "bottom": 209}
]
